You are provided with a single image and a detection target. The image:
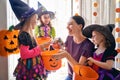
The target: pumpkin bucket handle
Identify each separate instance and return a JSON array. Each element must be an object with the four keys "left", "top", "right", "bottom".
[{"left": 9, "top": 25, "right": 14, "bottom": 31}]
